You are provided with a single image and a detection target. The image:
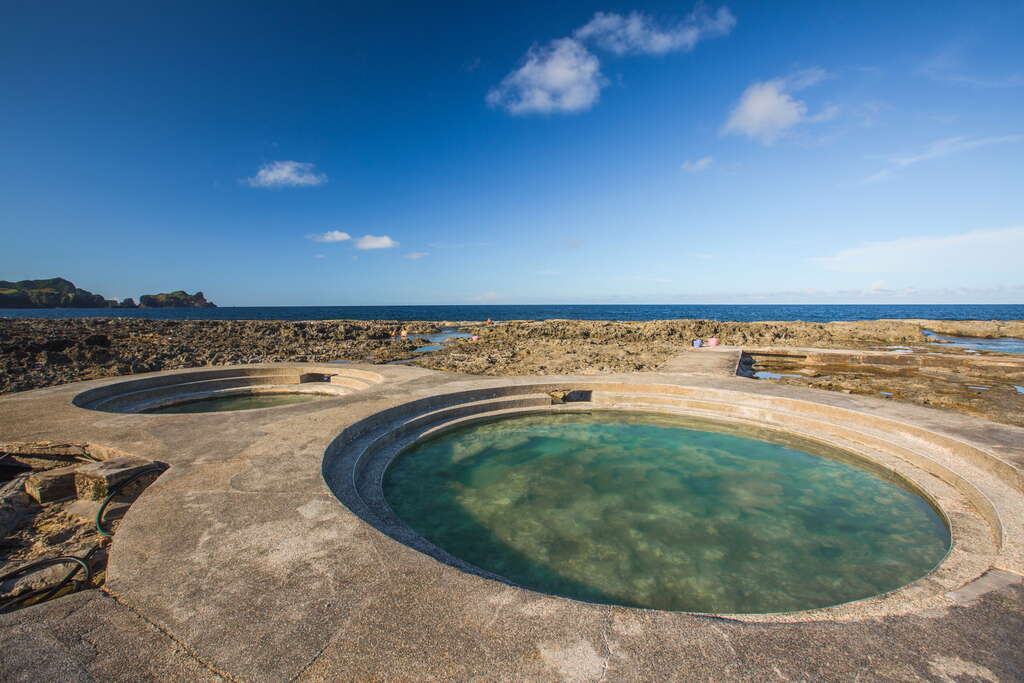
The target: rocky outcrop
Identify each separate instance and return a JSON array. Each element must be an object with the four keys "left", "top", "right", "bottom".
[
  {"left": 138, "top": 291, "right": 216, "bottom": 308},
  {"left": 0, "top": 279, "right": 217, "bottom": 309},
  {"left": 0, "top": 278, "right": 130, "bottom": 309}
]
